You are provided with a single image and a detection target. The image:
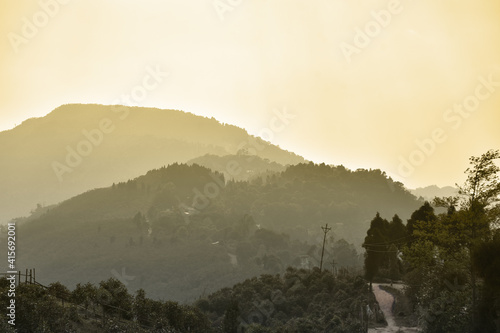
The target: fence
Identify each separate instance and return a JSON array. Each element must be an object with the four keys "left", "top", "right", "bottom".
[
  {"left": 0, "top": 268, "right": 160, "bottom": 330},
  {"left": 0, "top": 268, "right": 37, "bottom": 286}
]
